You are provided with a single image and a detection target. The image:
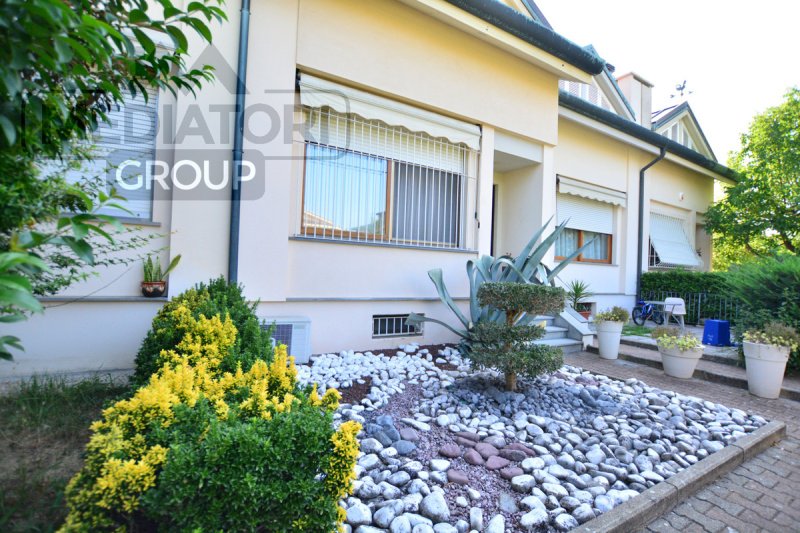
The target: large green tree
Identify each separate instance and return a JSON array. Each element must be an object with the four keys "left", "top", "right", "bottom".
[
  {"left": 706, "top": 88, "right": 800, "bottom": 268},
  {"left": 0, "top": 0, "right": 226, "bottom": 359}
]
